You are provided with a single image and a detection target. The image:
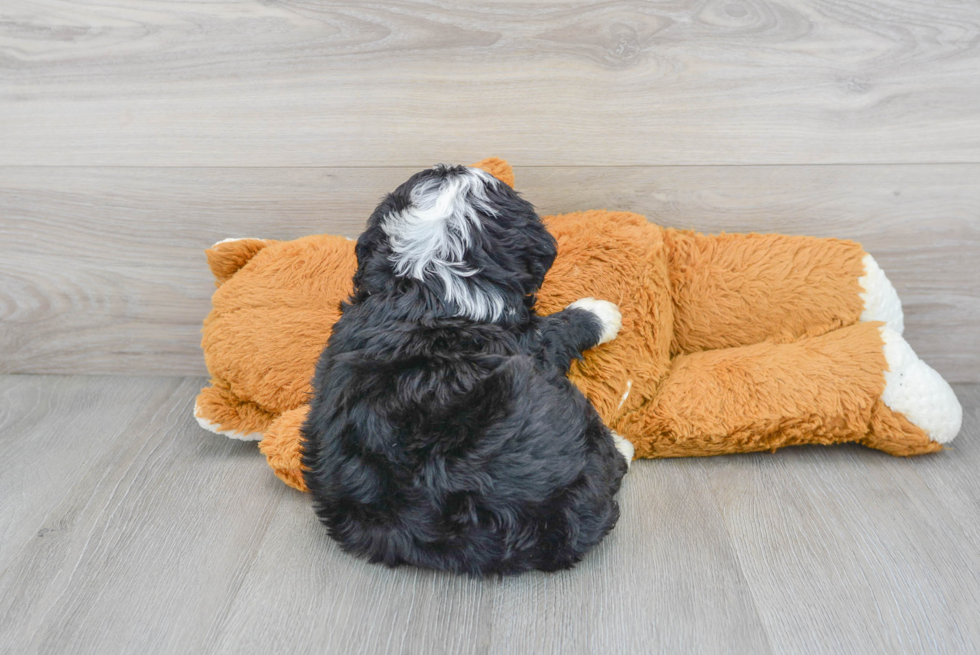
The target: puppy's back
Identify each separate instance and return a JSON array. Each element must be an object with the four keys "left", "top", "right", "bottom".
[{"left": 302, "top": 353, "right": 623, "bottom": 575}]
